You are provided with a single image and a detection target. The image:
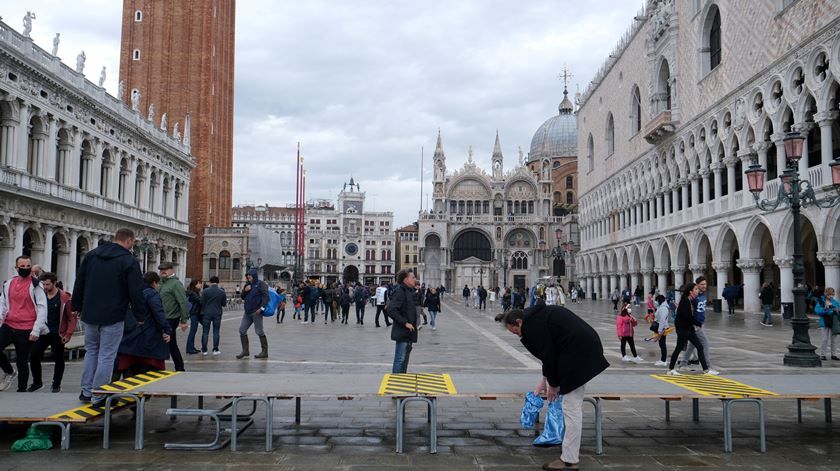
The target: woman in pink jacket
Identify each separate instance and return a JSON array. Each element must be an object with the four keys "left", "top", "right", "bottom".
[{"left": 616, "top": 303, "right": 644, "bottom": 363}]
